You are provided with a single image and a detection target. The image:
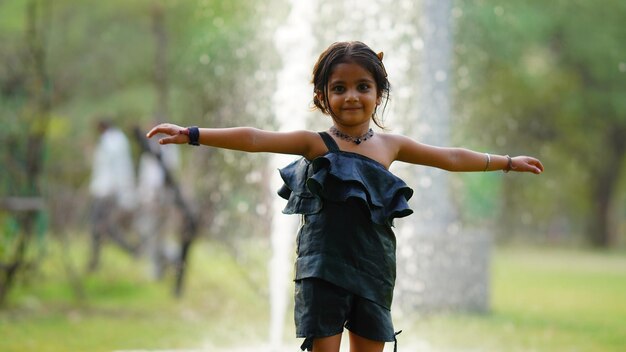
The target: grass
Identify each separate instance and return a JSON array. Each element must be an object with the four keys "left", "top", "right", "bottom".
[
  {"left": 400, "top": 247, "right": 626, "bottom": 352},
  {"left": 0, "top": 237, "right": 271, "bottom": 352},
  {"left": 1, "top": 239, "right": 625, "bottom": 351}
]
